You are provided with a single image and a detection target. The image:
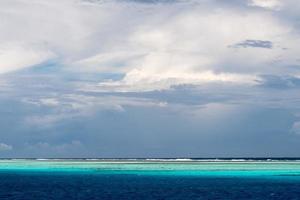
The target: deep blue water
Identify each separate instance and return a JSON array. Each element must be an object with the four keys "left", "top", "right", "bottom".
[
  {"left": 1, "top": 171, "right": 300, "bottom": 200},
  {"left": 1, "top": 160, "right": 300, "bottom": 199}
]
